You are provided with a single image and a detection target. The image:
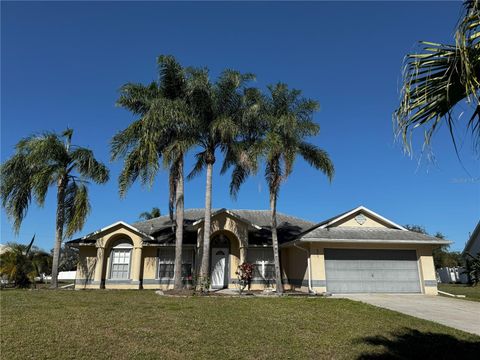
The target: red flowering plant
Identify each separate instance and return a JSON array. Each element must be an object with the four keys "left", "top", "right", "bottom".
[{"left": 236, "top": 262, "right": 255, "bottom": 293}]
